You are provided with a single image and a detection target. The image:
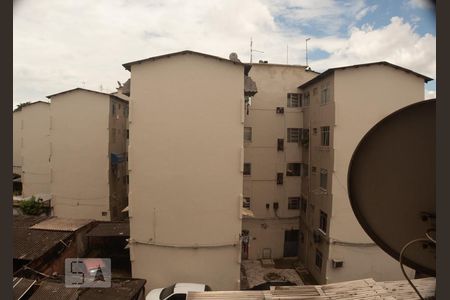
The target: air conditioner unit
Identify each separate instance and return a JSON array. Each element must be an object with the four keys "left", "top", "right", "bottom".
[
  {"left": 331, "top": 259, "right": 344, "bottom": 268},
  {"left": 276, "top": 107, "right": 284, "bottom": 114}
]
